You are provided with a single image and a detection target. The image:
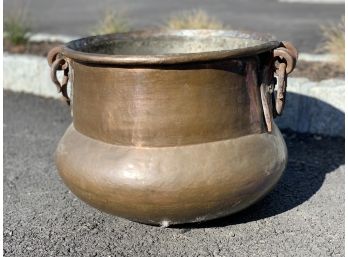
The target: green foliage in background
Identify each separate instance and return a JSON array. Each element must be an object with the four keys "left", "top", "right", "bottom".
[{"left": 4, "top": 12, "right": 31, "bottom": 45}]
